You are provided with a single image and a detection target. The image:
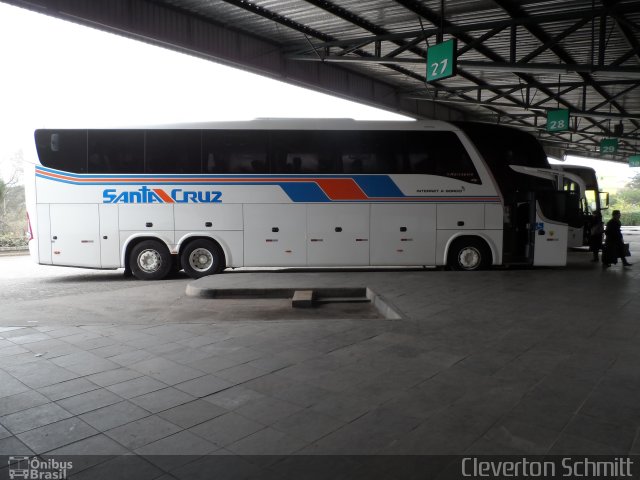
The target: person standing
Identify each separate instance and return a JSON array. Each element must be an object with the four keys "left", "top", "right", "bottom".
[
  {"left": 589, "top": 211, "right": 604, "bottom": 262},
  {"left": 603, "top": 210, "right": 632, "bottom": 267}
]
